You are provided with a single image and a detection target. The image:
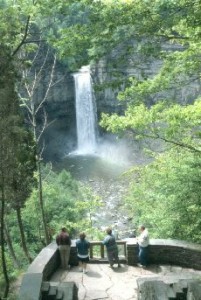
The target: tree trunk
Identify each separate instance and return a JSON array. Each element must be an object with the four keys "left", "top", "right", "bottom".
[
  {"left": 38, "top": 159, "right": 50, "bottom": 245},
  {"left": 16, "top": 207, "right": 32, "bottom": 263},
  {"left": 0, "top": 183, "right": 10, "bottom": 298},
  {"left": 4, "top": 222, "right": 20, "bottom": 268}
]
